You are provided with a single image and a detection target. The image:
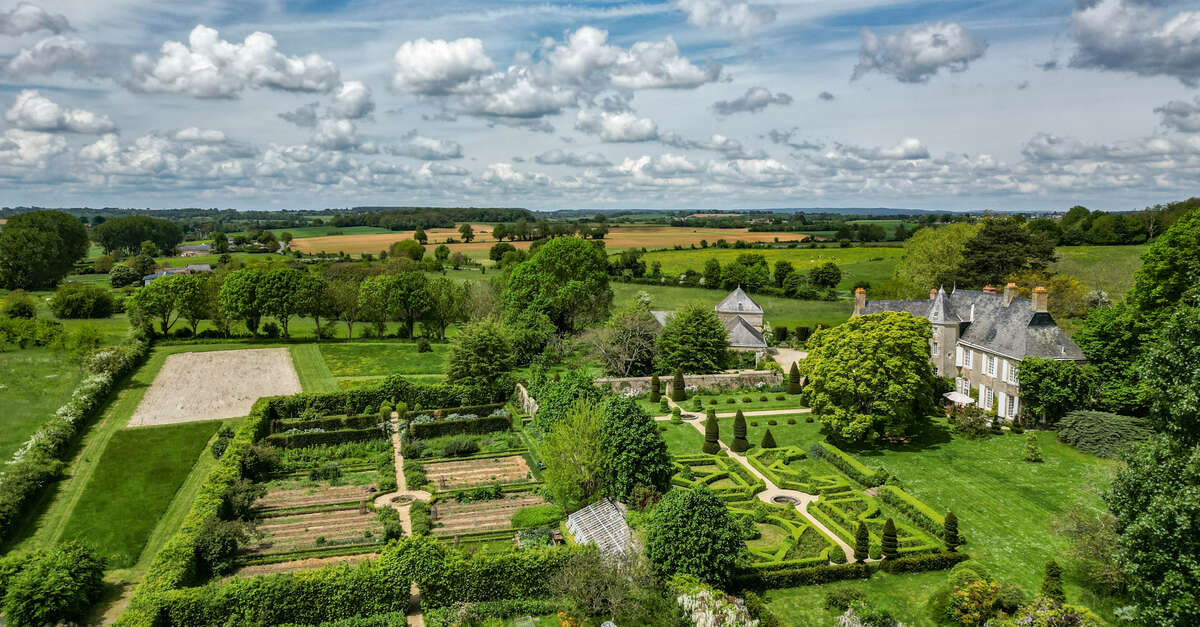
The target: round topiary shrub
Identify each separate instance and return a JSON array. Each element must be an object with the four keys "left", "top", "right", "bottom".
[
  {"left": 787, "top": 418, "right": 797, "bottom": 425},
  {"left": 416, "top": 338, "right": 433, "bottom": 353},
  {"left": 727, "top": 398, "right": 736, "bottom": 404},
  {"left": 775, "top": 395, "right": 786, "bottom": 401},
  {"left": 742, "top": 396, "right": 753, "bottom": 403},
  {"left": 750, "top": 421, "right": 759, "bottom": 427},
  {"left": 768, "top": 419, "right": 778, "bottom": 426},
  {"left": 806, "top": 416, "right": 814, "bottom": 423},
  {"left": 759, "top": 395, "right": 768, "bottom": 402},
  {"left": 710, "top": 399, "right": 719, "bottom": 406}
]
